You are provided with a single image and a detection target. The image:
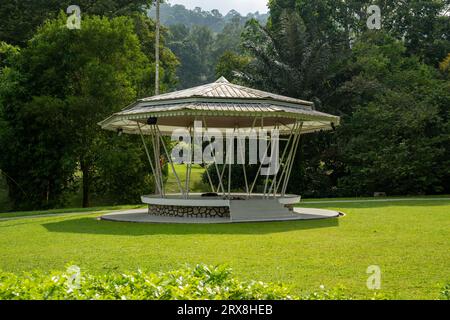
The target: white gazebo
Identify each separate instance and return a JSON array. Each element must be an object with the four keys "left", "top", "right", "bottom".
[{"left": 98, "top": 77, "right": 342, "bottom": 223}]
